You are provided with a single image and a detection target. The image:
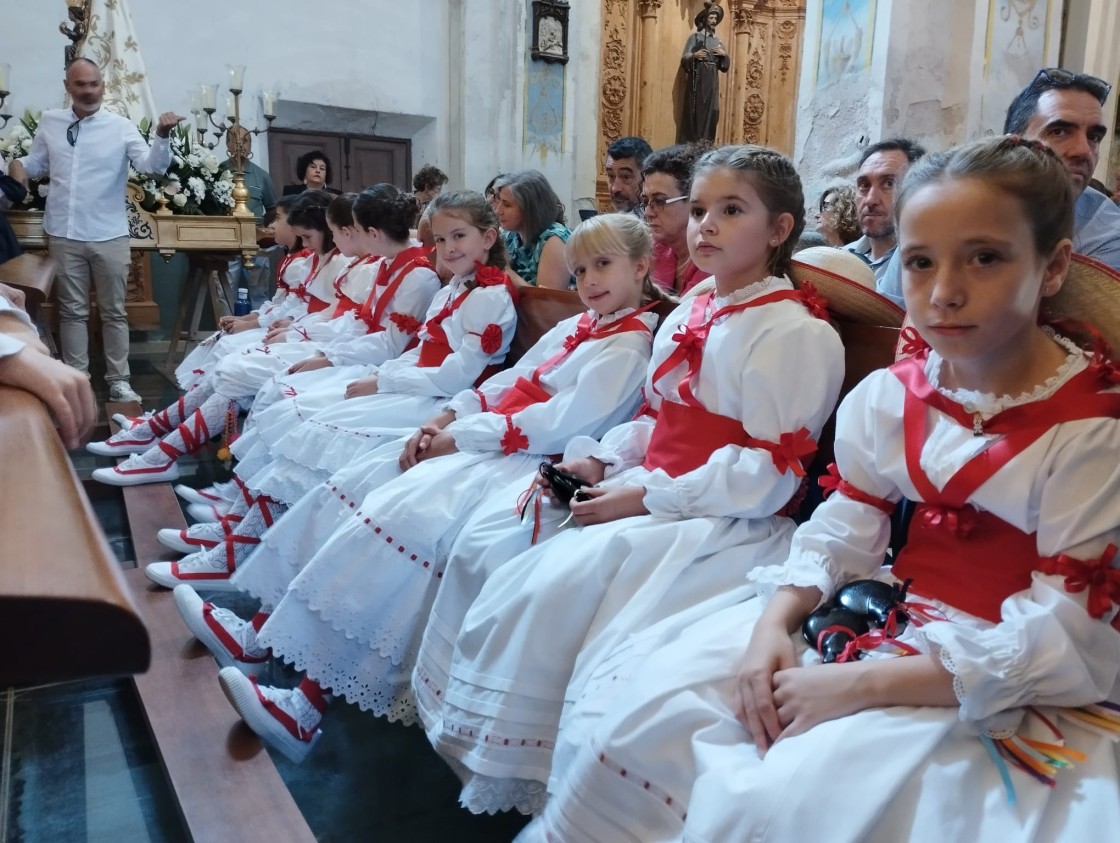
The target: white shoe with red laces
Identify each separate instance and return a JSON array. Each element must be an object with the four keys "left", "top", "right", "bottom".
[
  {"left": 219, "top": 668, "right": 323, "bottom": 763},
  {"left": 144, "top": 546, "right": 237, "bottom": 591},
  {"left": 91, "top": 452, "right": 180, "bottom": 485},
  {"left": 174, "top": 480, "right": 239, "bottom": 507},
  {"left": 86, "top": 426, "right": 157, "bottom": 456},
  {"left": 186, "top": 501, "right": 232, "bottom": 523},
  {"left": 157, "top": 521, "right": 225, "bottom": 553},
  {"left": 173, "top": 585, "right": 270, "bottom": 673}
]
